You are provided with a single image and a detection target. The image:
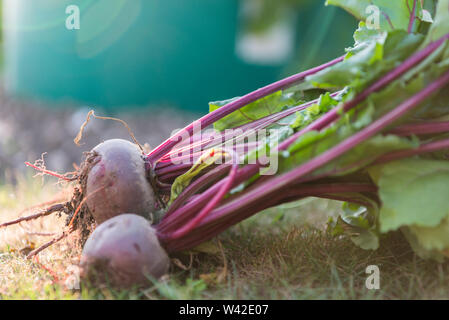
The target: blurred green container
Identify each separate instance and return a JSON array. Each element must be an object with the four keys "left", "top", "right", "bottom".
[{"left": 2, "top": 0, "right": 355, "bottom": 112}]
